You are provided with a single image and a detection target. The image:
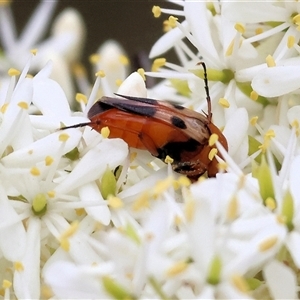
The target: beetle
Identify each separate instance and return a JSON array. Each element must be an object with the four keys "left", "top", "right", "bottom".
[{"left": 63, "top": 62, "right": 228, "bottom": 180}]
